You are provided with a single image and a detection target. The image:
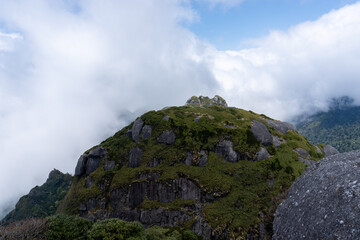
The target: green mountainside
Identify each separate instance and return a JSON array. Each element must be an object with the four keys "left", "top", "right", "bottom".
[
  {"left": 297, "top": 97, "right": 360, "bottom": 152},
  {"left": 58, "top": 96, "right": 324, "bottom": 239},
  {"left": 1, "top": 169, "right": 72, "bottom": 225}
]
